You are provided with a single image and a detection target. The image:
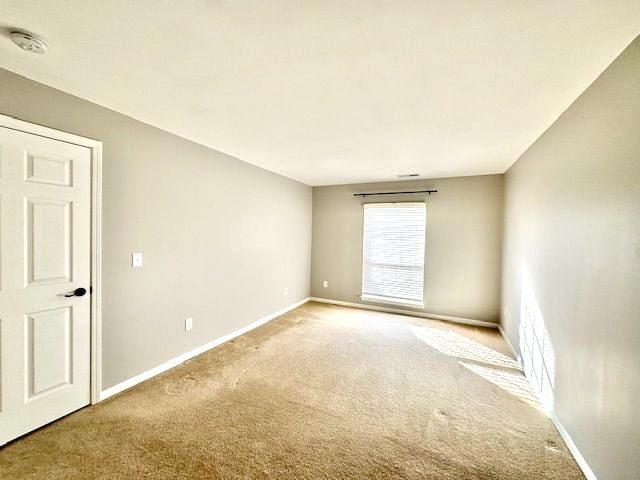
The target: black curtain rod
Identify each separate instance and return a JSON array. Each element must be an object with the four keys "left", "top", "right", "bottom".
[{"left": 353, "top": 189, "right": 438, "bottom": 197}]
